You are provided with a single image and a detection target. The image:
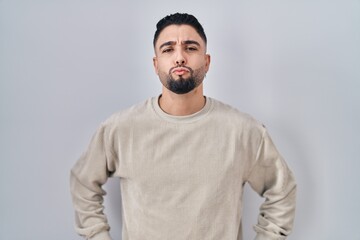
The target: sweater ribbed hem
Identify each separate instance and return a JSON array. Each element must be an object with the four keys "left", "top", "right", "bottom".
[
  {"left": 89, "top": 231, "right": 111, "bottom": 240},
  {"left": 254, "top": 232, "right": 286, "bottom": 240}
]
